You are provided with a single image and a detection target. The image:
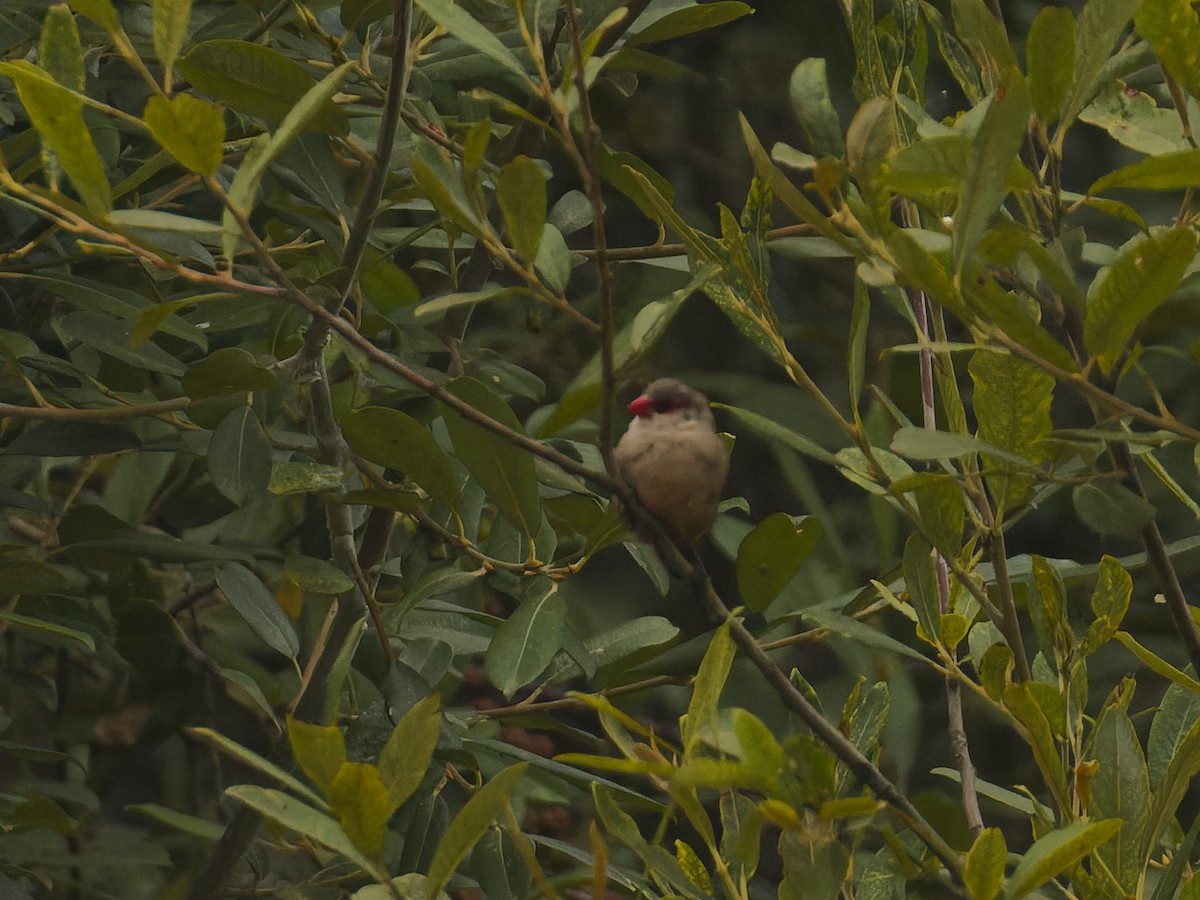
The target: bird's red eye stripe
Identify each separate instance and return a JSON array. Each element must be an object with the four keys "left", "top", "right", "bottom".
[{"left": 628, "top": 395, "right": 655, "bottom": 417}]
